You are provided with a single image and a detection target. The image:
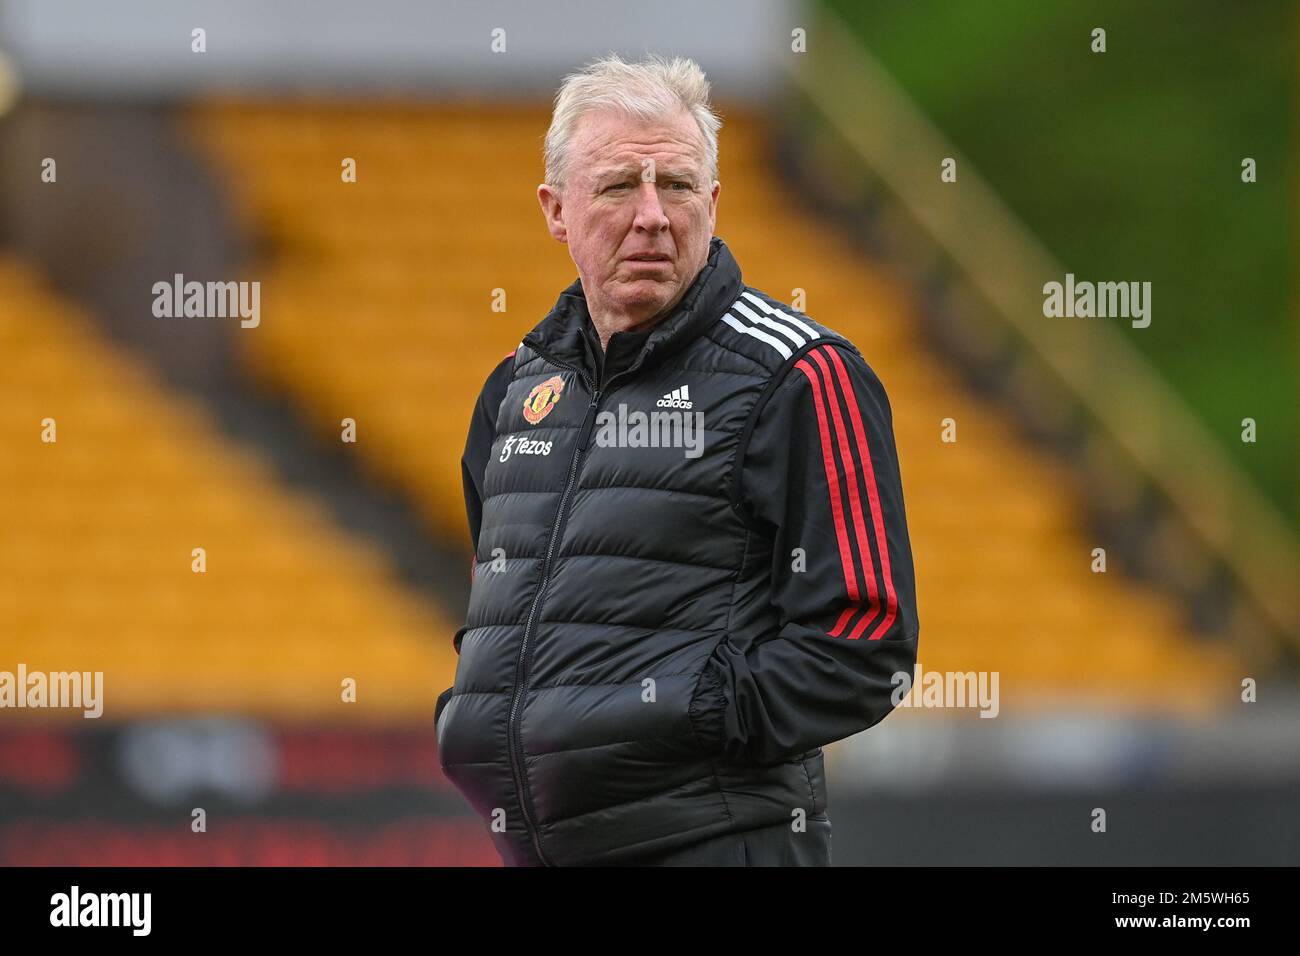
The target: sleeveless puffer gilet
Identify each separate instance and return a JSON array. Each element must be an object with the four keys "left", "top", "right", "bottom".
[{"left": 437, "top": 238, "right": 852, "bottom": 866}]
